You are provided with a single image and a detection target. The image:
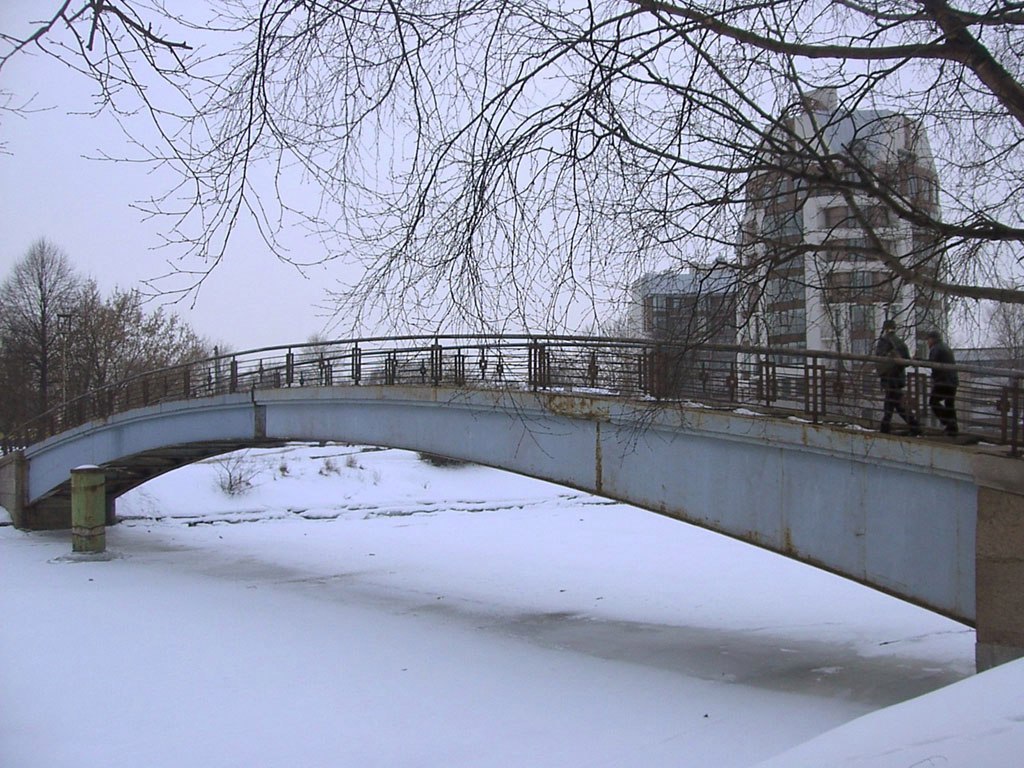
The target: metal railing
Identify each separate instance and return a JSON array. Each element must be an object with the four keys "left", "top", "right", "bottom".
[{"left": 3, "top": 335, "right": 1021, "bottom": 457}]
